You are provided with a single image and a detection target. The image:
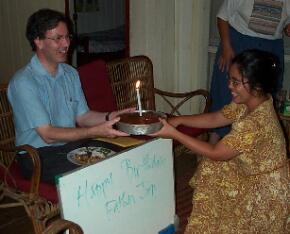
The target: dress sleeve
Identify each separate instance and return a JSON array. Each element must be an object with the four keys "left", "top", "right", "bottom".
[
  {"left": 221, "top": 117, "right": 259, "bottom": 153},
  {"left": 220, "top": 102, "right": 245, "bottom": 121}
]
